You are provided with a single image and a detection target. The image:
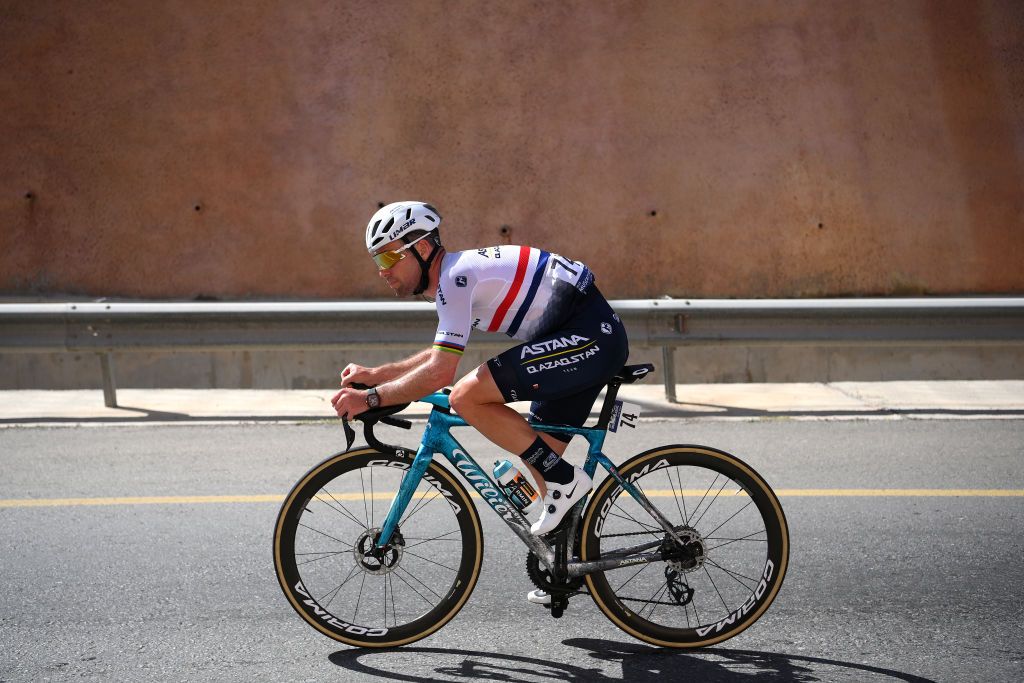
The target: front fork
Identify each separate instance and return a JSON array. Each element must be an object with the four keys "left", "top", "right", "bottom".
[{"left": 375, "top": 442, "right": 434, "bottom": 550}]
